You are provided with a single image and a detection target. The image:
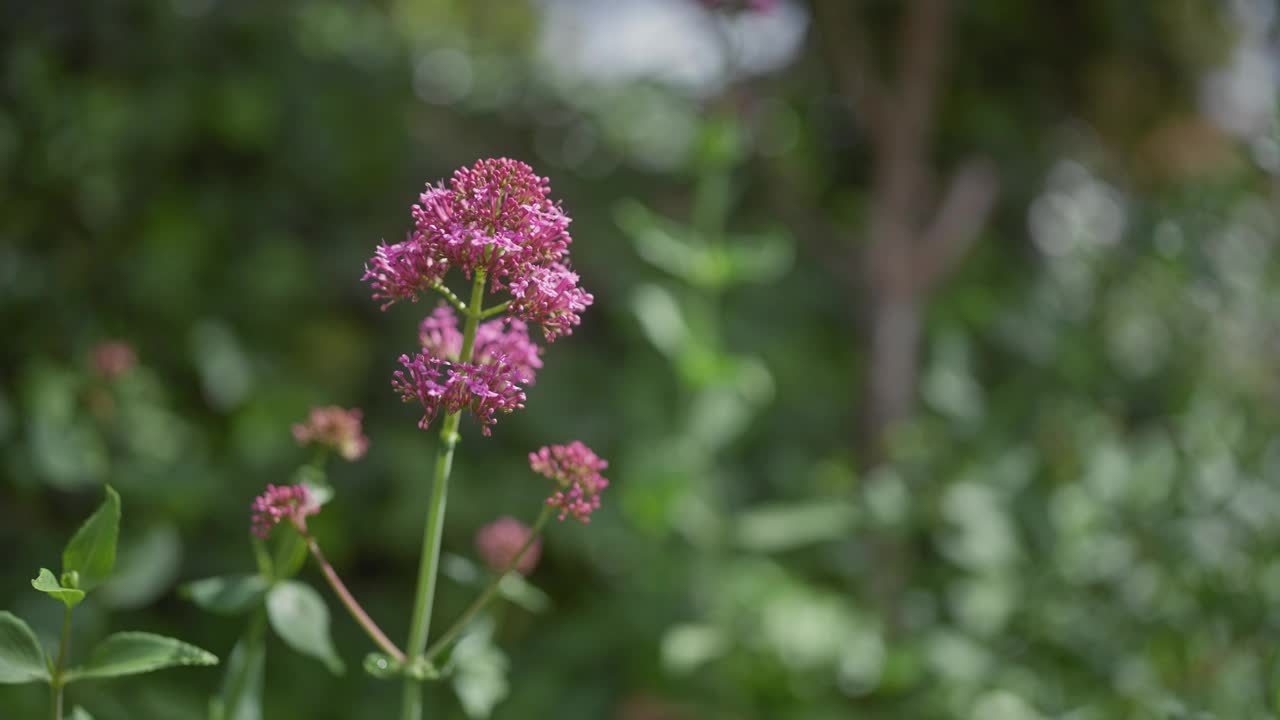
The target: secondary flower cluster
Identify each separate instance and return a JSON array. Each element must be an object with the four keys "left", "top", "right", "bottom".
[
  {"left": 392, "top": 354, "right": 526, "bottom": 436},
  {"left": 251, "top": 484, "right": 318, "bottom": 539},
  {"left": 292, "top": 406, "right": 369, "bottom": 461},
  {"left": 363, "top": 158, "right": 593, "bottom": 341},
  {"left": 419, "top": 305, "right": 543, "bottom": 384},
  {"left": 530, "top": 442, "right": 610, "bottom": 523},
  {"left": 475, "top": 517, "right": 541, "bottom": 575}
]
